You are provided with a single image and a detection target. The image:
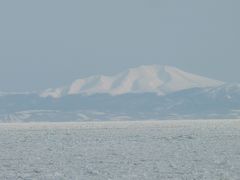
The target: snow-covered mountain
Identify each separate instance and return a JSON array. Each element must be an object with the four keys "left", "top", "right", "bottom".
[
  {"left": 3, "top": 64, "right": 240, "bottom": 122},
  {"left": 41, "top": 65, "right": 223, "bottom": 98}
]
